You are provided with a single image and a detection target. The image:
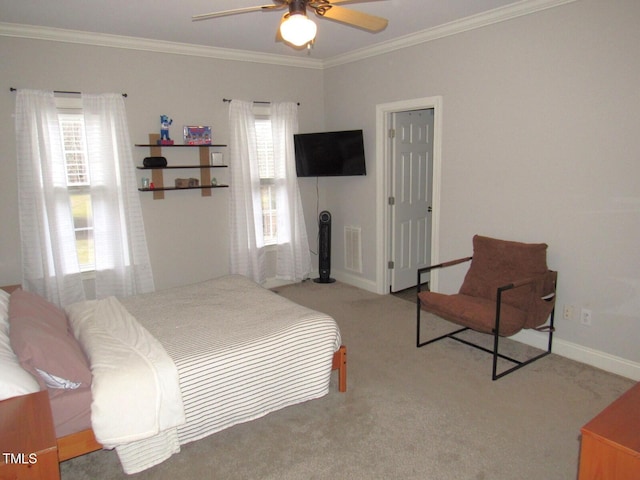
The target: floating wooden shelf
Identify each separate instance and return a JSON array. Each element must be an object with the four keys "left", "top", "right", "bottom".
[
  {"left": 138, "top": 185, "right": 228, "bottom": 192},
  {"left": 134, "top": 144, "right": 227, "bottom": 148},
  {"left": 136, "top": 134, "right": 227, "bottom": 199},
  {"left": 136, "top": 165, "right": 228, "bottom": 170}
]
